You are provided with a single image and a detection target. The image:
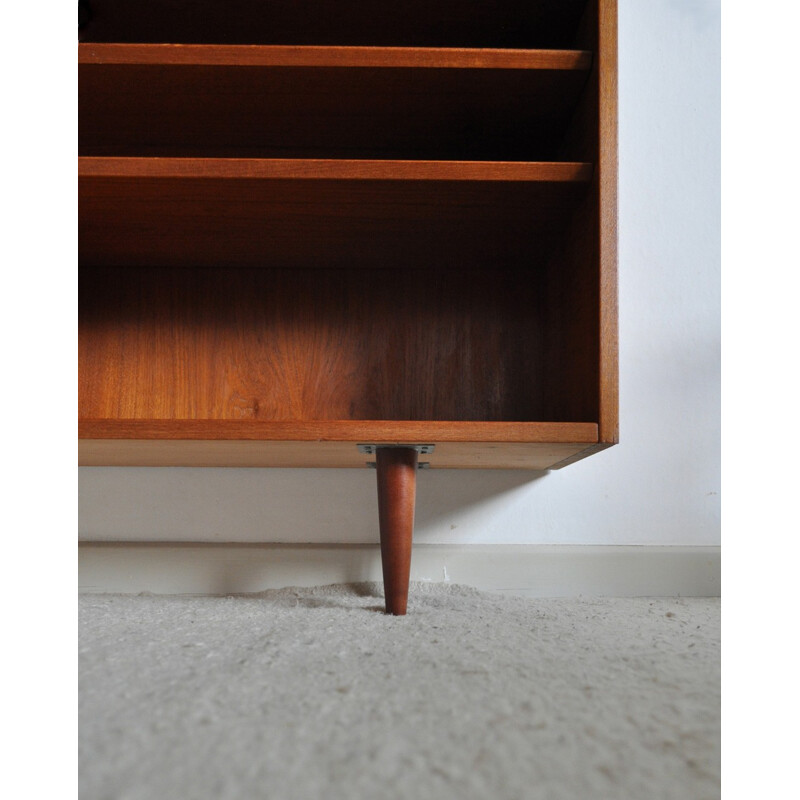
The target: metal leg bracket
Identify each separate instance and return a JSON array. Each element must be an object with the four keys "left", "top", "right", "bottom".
[{"left": 358, "top": 443, "right": 434, "bottom": 469}]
